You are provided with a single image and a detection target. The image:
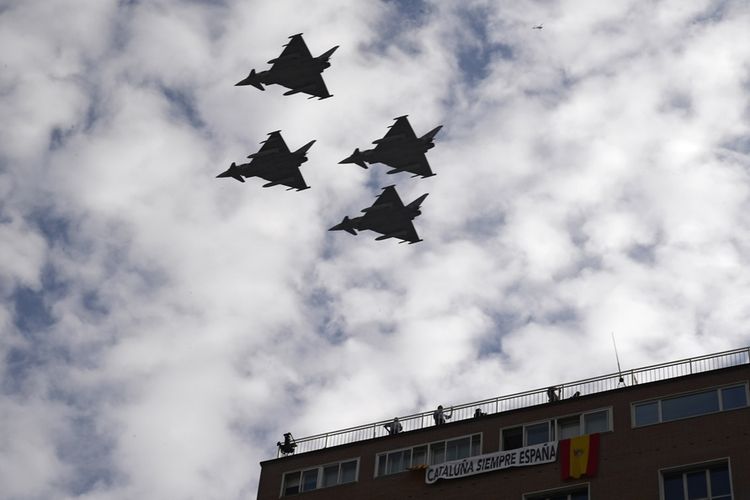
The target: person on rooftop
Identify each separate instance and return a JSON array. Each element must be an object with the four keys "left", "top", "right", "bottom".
[
  {"left": 433, "top": 405, "right": 452, "bottom": 425},
  {"left": 384, "top": 417, "right": 403, "bottom": 435}
]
